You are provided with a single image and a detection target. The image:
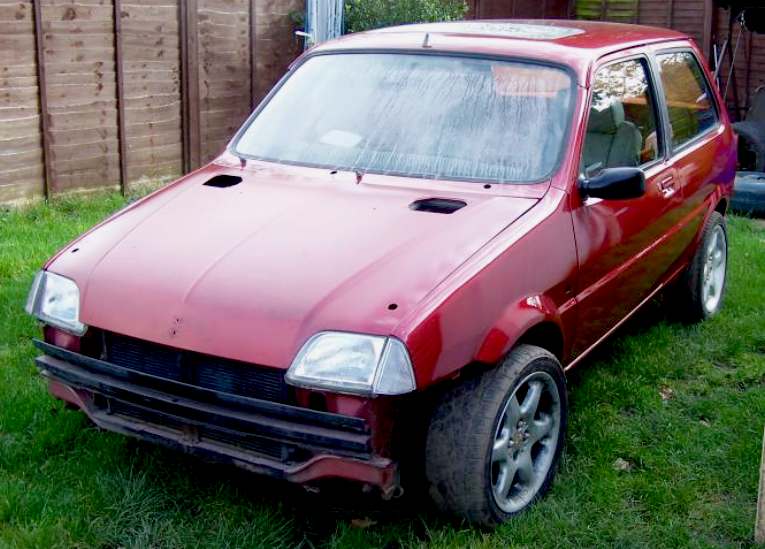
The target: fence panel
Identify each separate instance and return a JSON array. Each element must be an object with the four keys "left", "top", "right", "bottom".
[
  {"left": 42, "top": 0, "right": 121, "bottom": 194},
  {"left": 120, "top": 0, "right": 183, "bottom": 184},
  {"left": 198, "top": 0, "right": 251, "bottom": 165},
  {"left": 0, "top": 0, "right": 300, "bottom": 204},
  {"left": 0, "top": 1, "right": 44, "bottom": 203}
]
